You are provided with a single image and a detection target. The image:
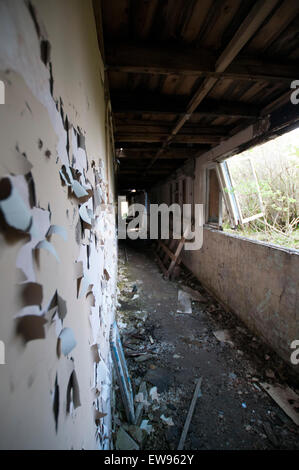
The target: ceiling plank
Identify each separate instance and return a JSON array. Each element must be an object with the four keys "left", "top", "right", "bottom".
[
  {"left": 116, "top": 147, "right": 207, "bottom": 159},
  {"left": 111, "top": 92, "right": 260, "bottom": 119},
  {"left": 246, "top": 0, "right": 299, "bottom": 54},
  {"left": 117, "top": 152, "right": 190, "bottom": 160},
  {"left": 119, "top": 169, "right": 174, "bottom": 175},
  {"left": 115, "top": 123, "right": 229, "bottom": 134},
  {"left": 105, "top": 42, "right": 297, "bottom": 83},
  {"left": 115, "top": 133, "right": 223, "bottom": 144},
  {"left": 215, "top": 0, "right": 280, "bottom": 73},
  {"left": 146, "top": 0, "right": 280, "bottom": 170}
]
